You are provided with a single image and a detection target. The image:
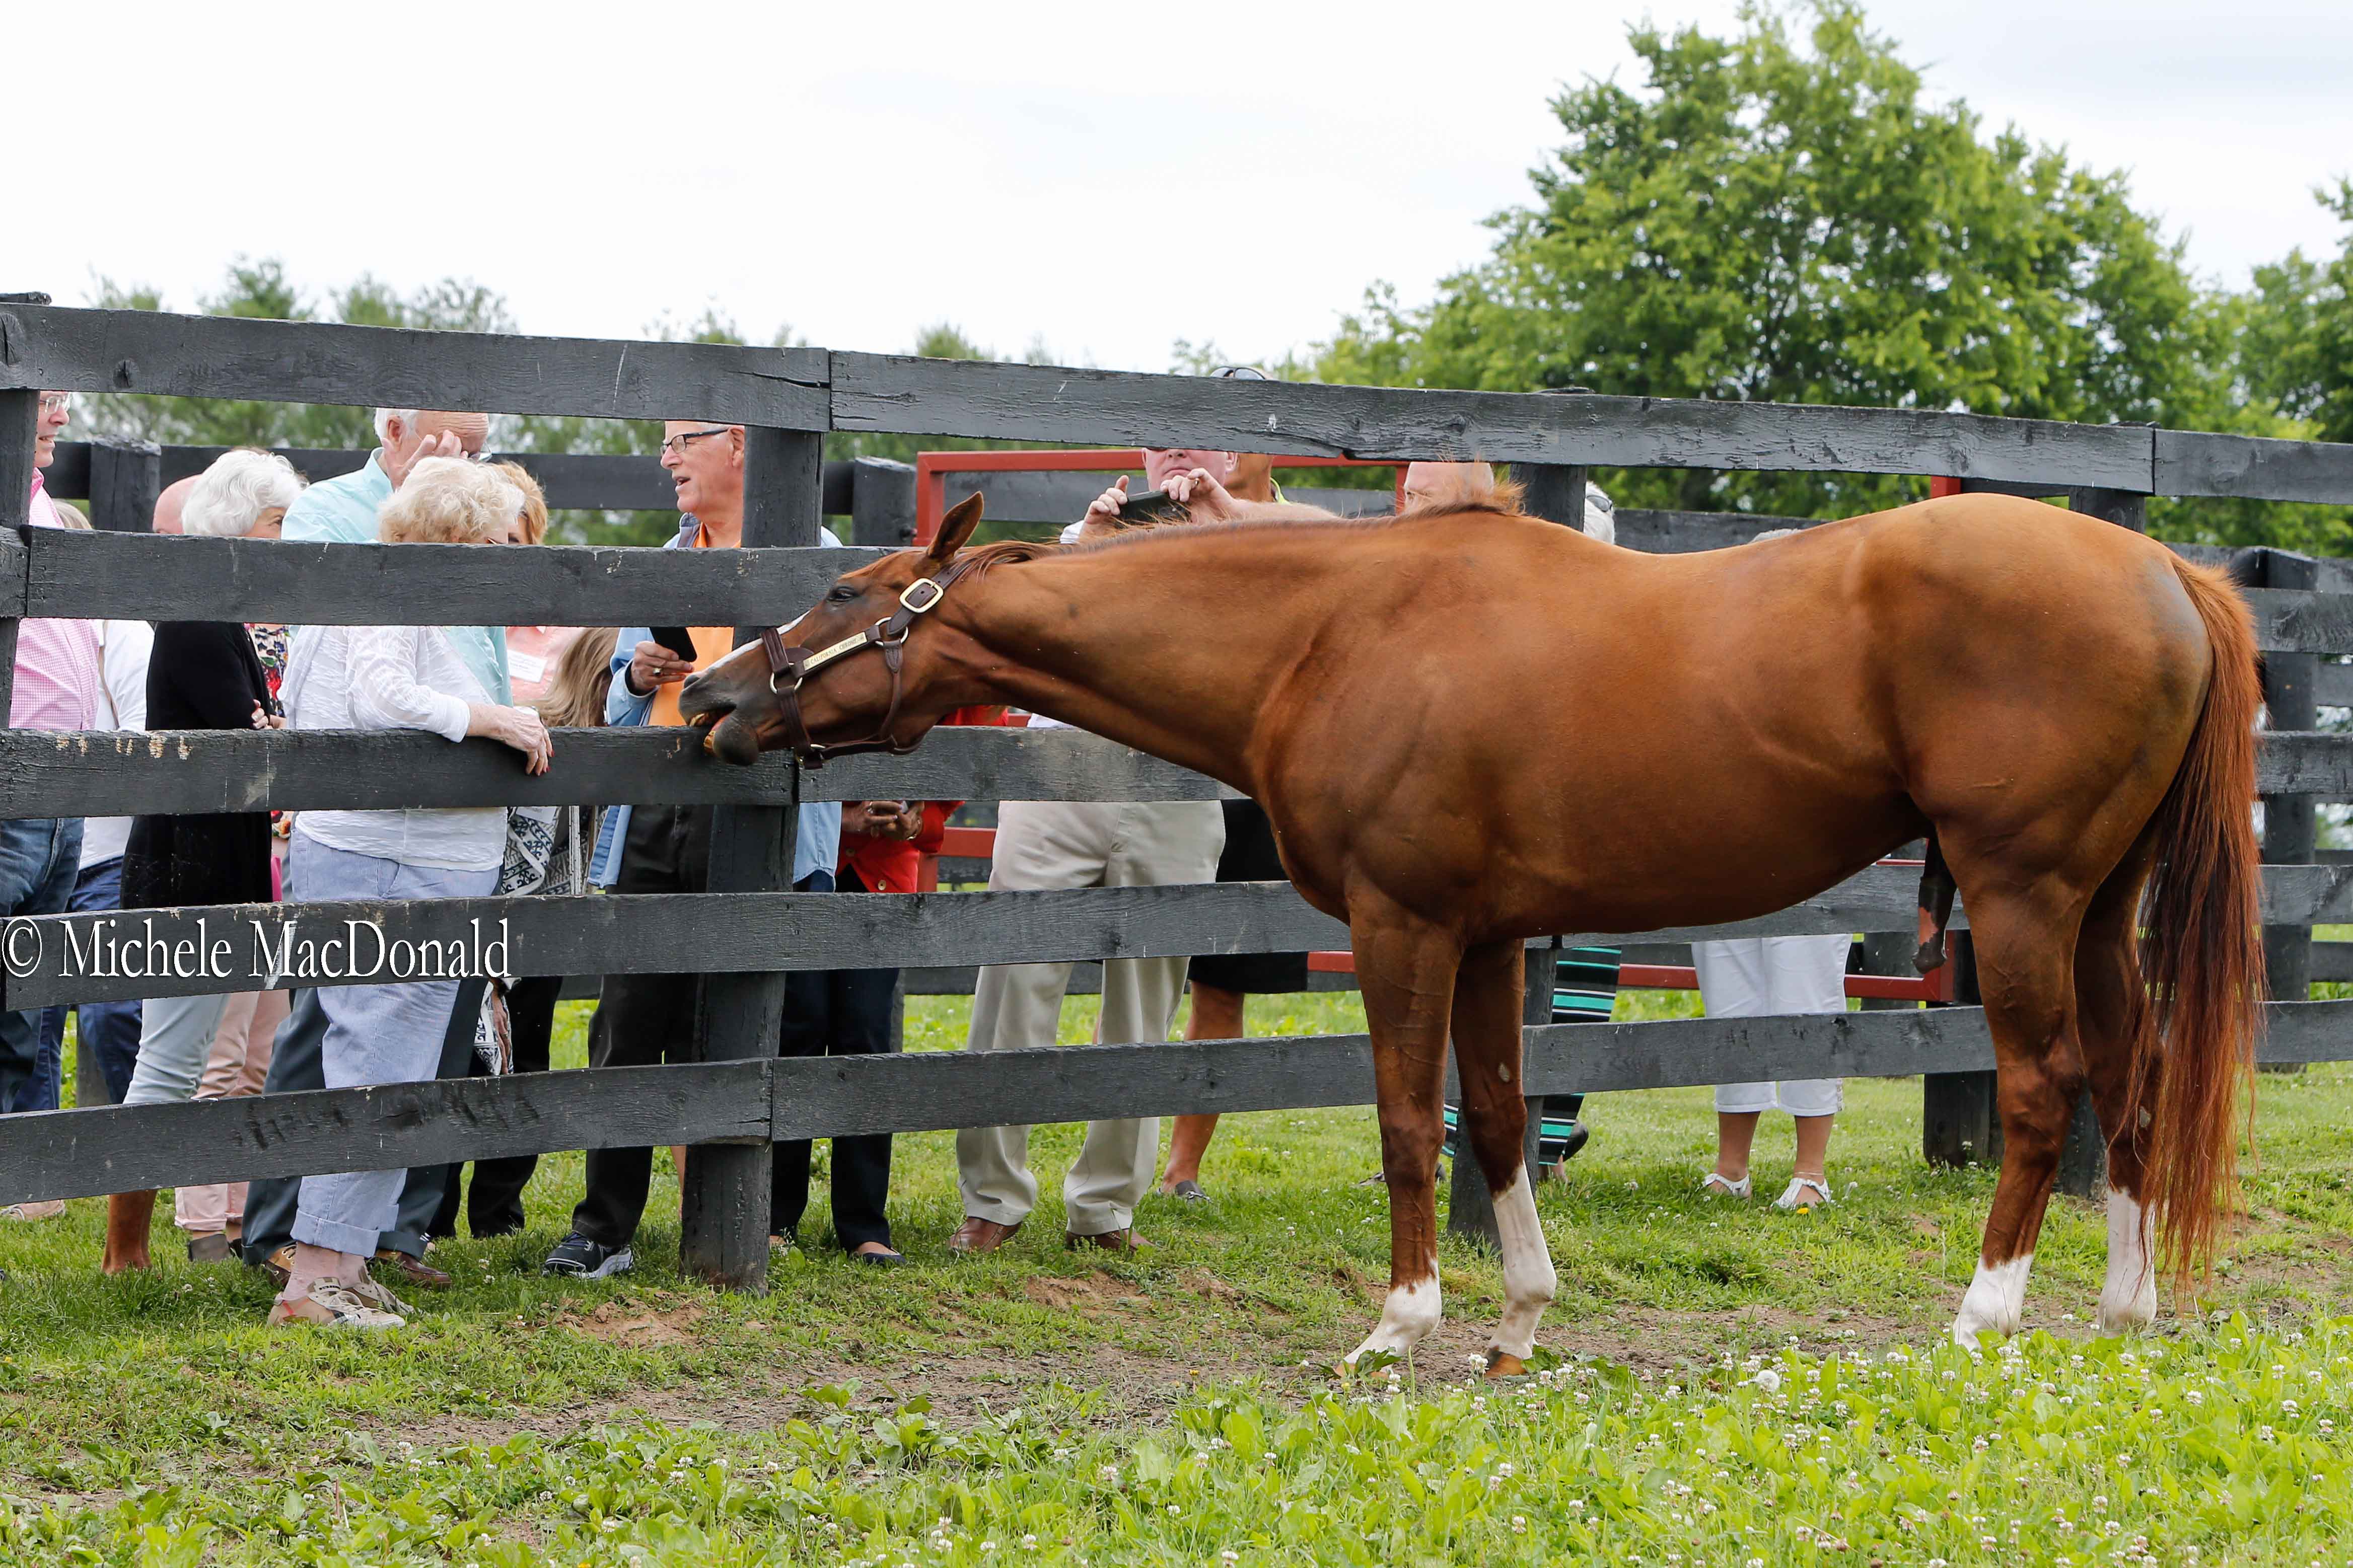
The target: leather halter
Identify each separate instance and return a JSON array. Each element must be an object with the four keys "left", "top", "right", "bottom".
[{"left": 757, "top": 554, "right": 983, "bottom": 768}]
